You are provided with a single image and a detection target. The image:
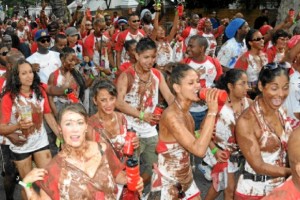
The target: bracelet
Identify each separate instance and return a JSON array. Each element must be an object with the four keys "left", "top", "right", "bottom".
[
  {"left": 19, "top": 181, "right": 32, "bottom": 188},
  {"left": 89, "top": 74, "right": 95, "bottom": 80},
  {"left": 211, "top": 147, "right": 219, "bottom": 155},
  {"left": 139, "top": 111, "right": 145, "bottom": 121},
  {"left": 194, "top": 130, "right": 200, "bottom": 138},
  {"left": 207, "top": 112, "right": 217, "bottom": 117}
]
